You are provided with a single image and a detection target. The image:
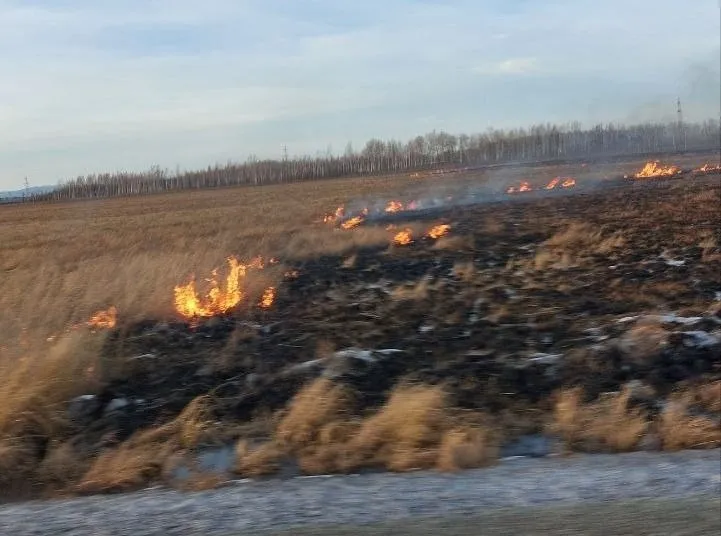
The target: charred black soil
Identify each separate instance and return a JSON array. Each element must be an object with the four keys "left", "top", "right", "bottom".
[
  {"left": 80, "top": 175, "right": 721, "bottom": 450},
  {"left": 4, "top": 171, "right": 720, "bottom": 499}
]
